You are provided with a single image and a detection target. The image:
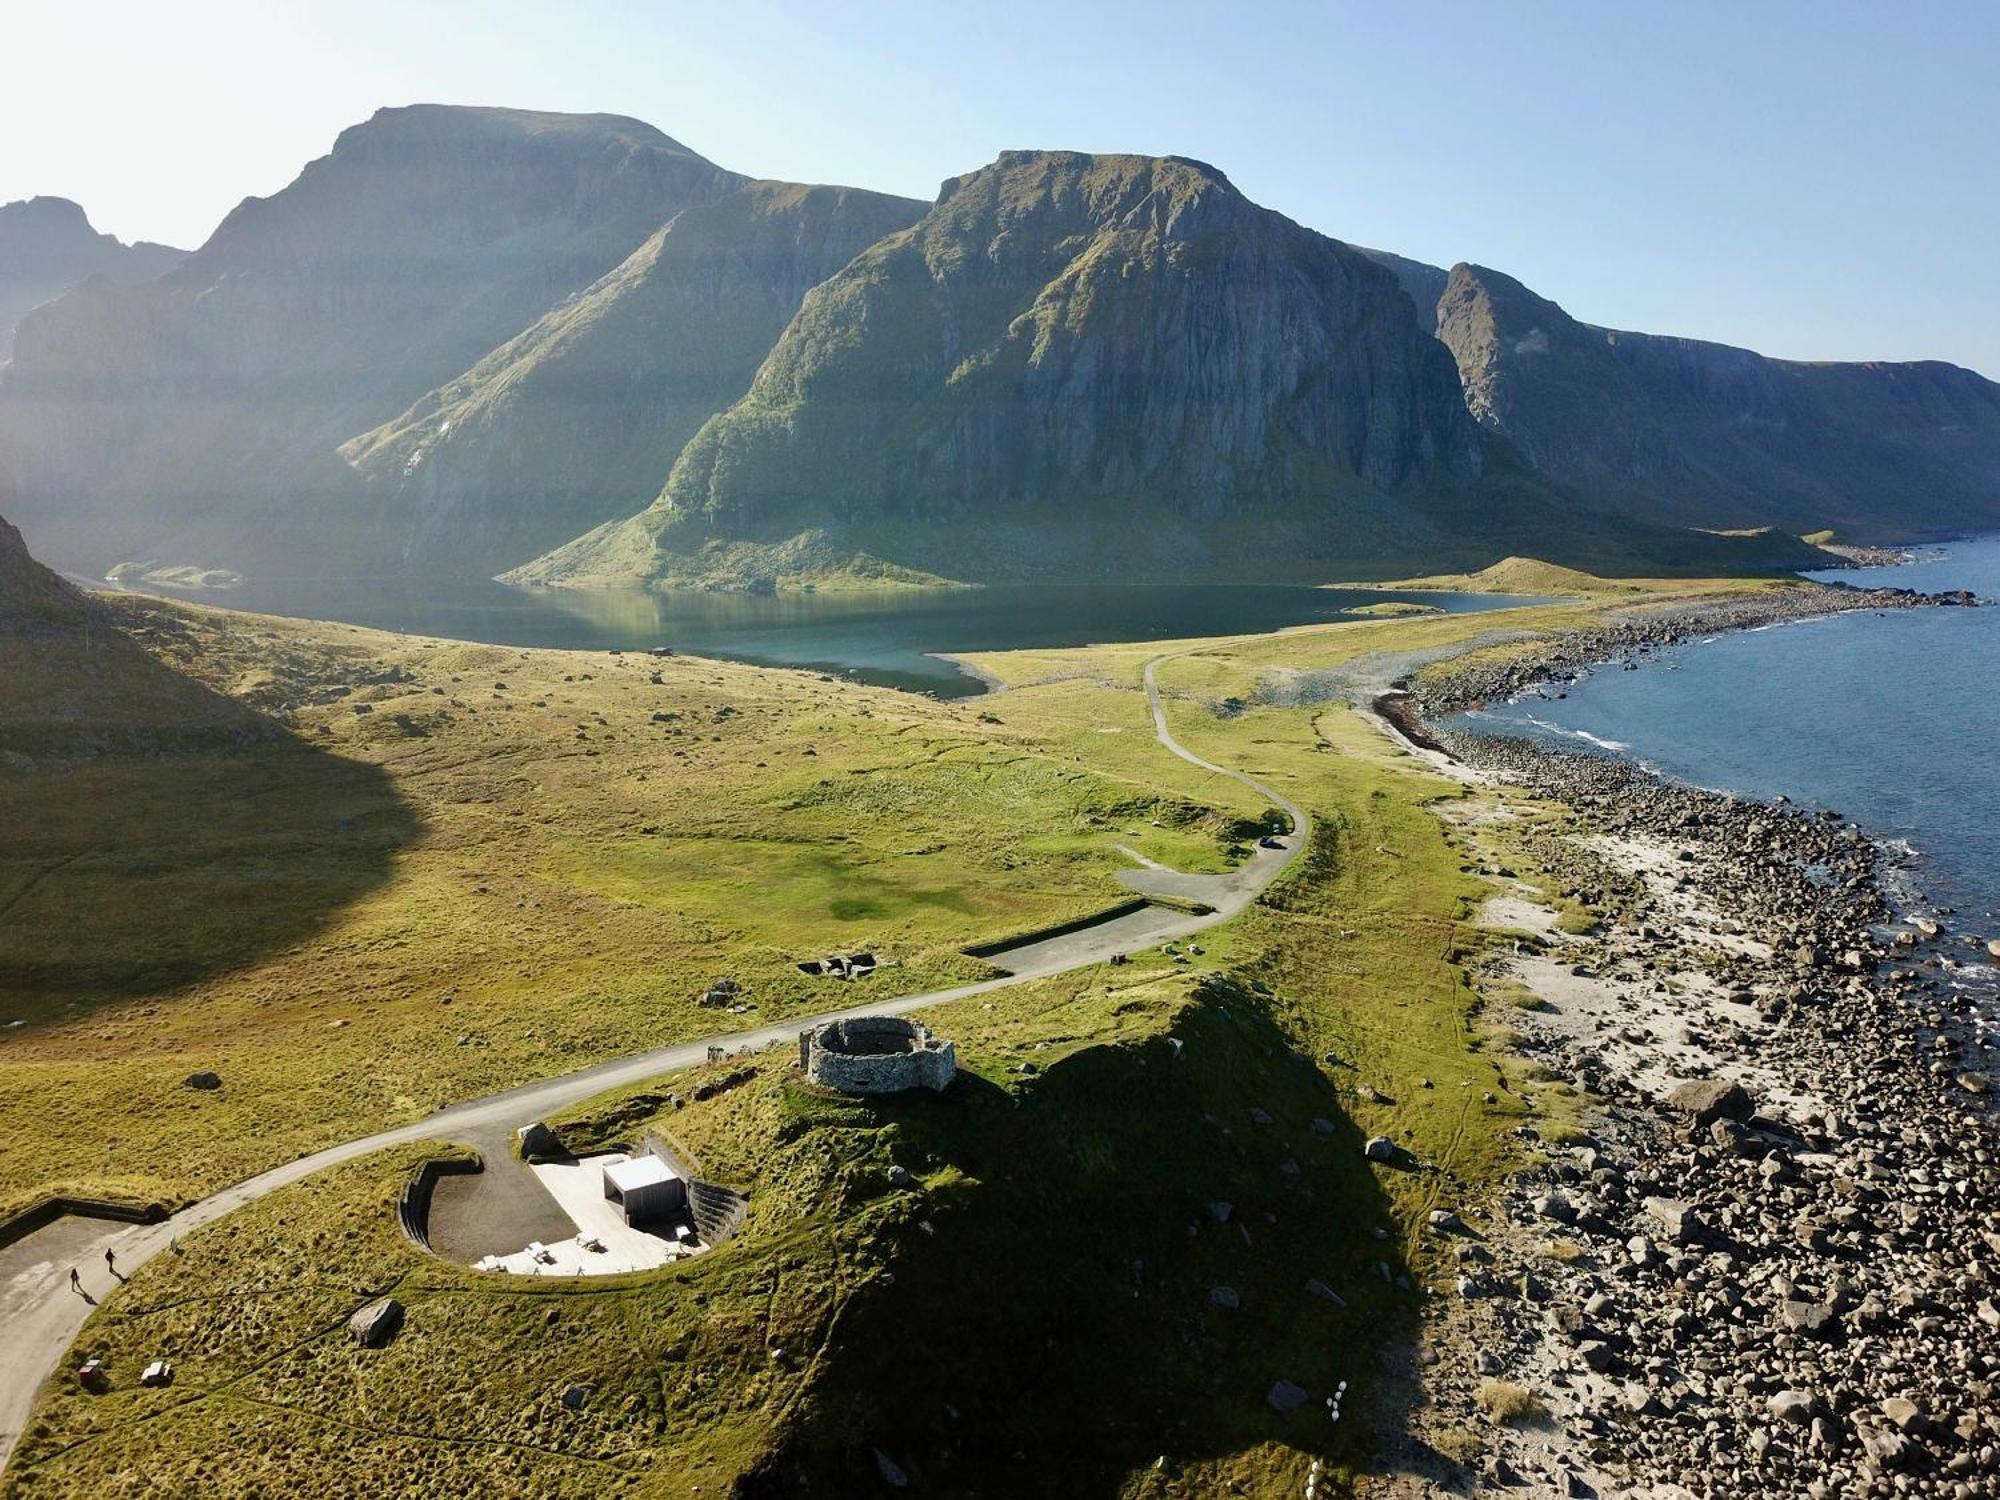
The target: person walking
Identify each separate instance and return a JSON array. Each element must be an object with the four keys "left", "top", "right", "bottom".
[
  {"left": 68, "top": 1267, "right": 81, "bottom": 1291},
  {"left": 104, "top": 1247, "right": 116, "bottom": 1275}
]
